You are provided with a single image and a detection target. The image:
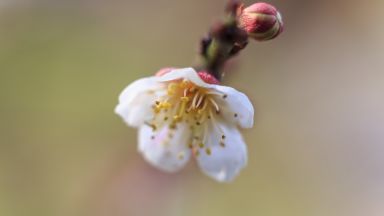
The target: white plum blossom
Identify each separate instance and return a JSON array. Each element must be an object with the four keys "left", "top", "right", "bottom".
[{"left": 115, "top": 68, "right": 254, "bottom": 182}]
